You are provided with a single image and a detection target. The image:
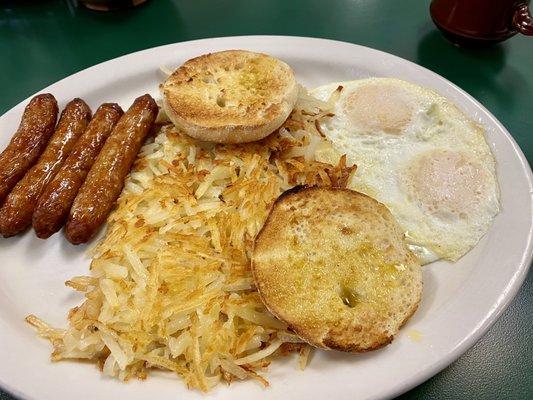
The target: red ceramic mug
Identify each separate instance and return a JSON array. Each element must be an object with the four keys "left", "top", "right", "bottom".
[{"left": 430, "top": 0, "right": 533, "bottom": 45}]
